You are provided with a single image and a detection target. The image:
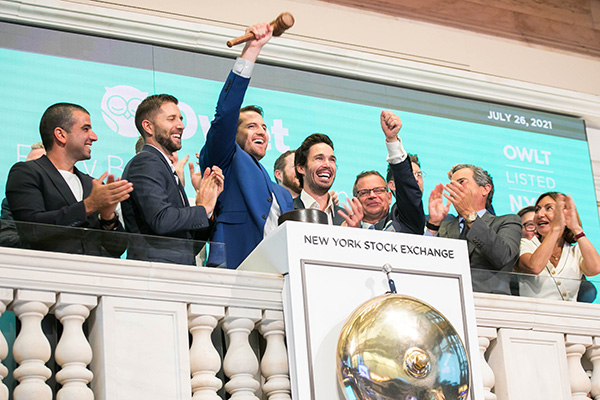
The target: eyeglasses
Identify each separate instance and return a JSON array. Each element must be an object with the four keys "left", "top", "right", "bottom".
[
  {"left": 414, "top": 171, "right": 426, "bottom": 179},
  {"left": 355, "top": 186, "right": 388, "bottom": 198},
  {"left": 523, "top": 222, "right": 536, "bottom": 232}
]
